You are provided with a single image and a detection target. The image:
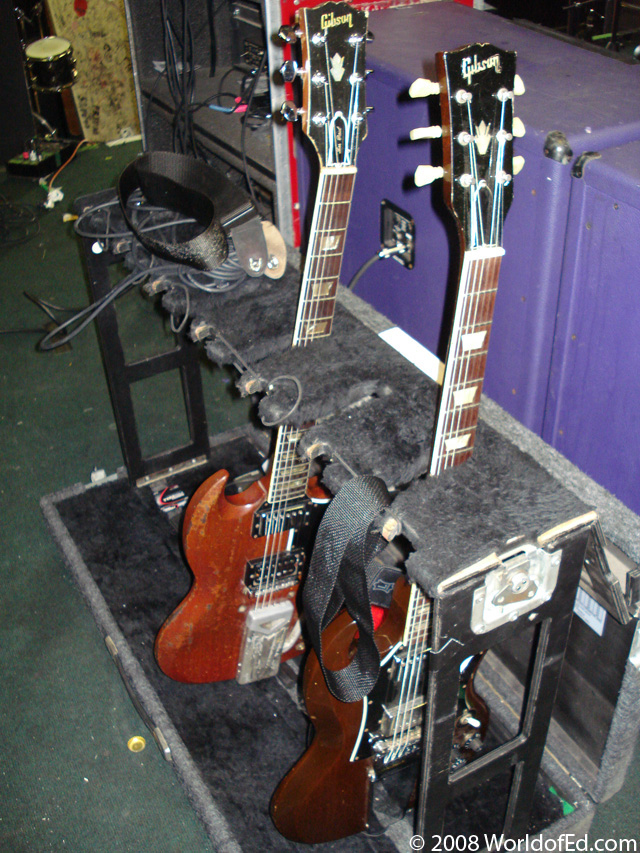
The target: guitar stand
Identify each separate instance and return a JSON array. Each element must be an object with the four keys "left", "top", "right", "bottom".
[
  {"left": 414, "top": 521, "right": 593, "bottom": 848},
  {"left": 75, "top": 190, "right": 210, "bottom": 485},
  {"left": 47, "top": 188, "right": 640, "bottom": 850}
]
